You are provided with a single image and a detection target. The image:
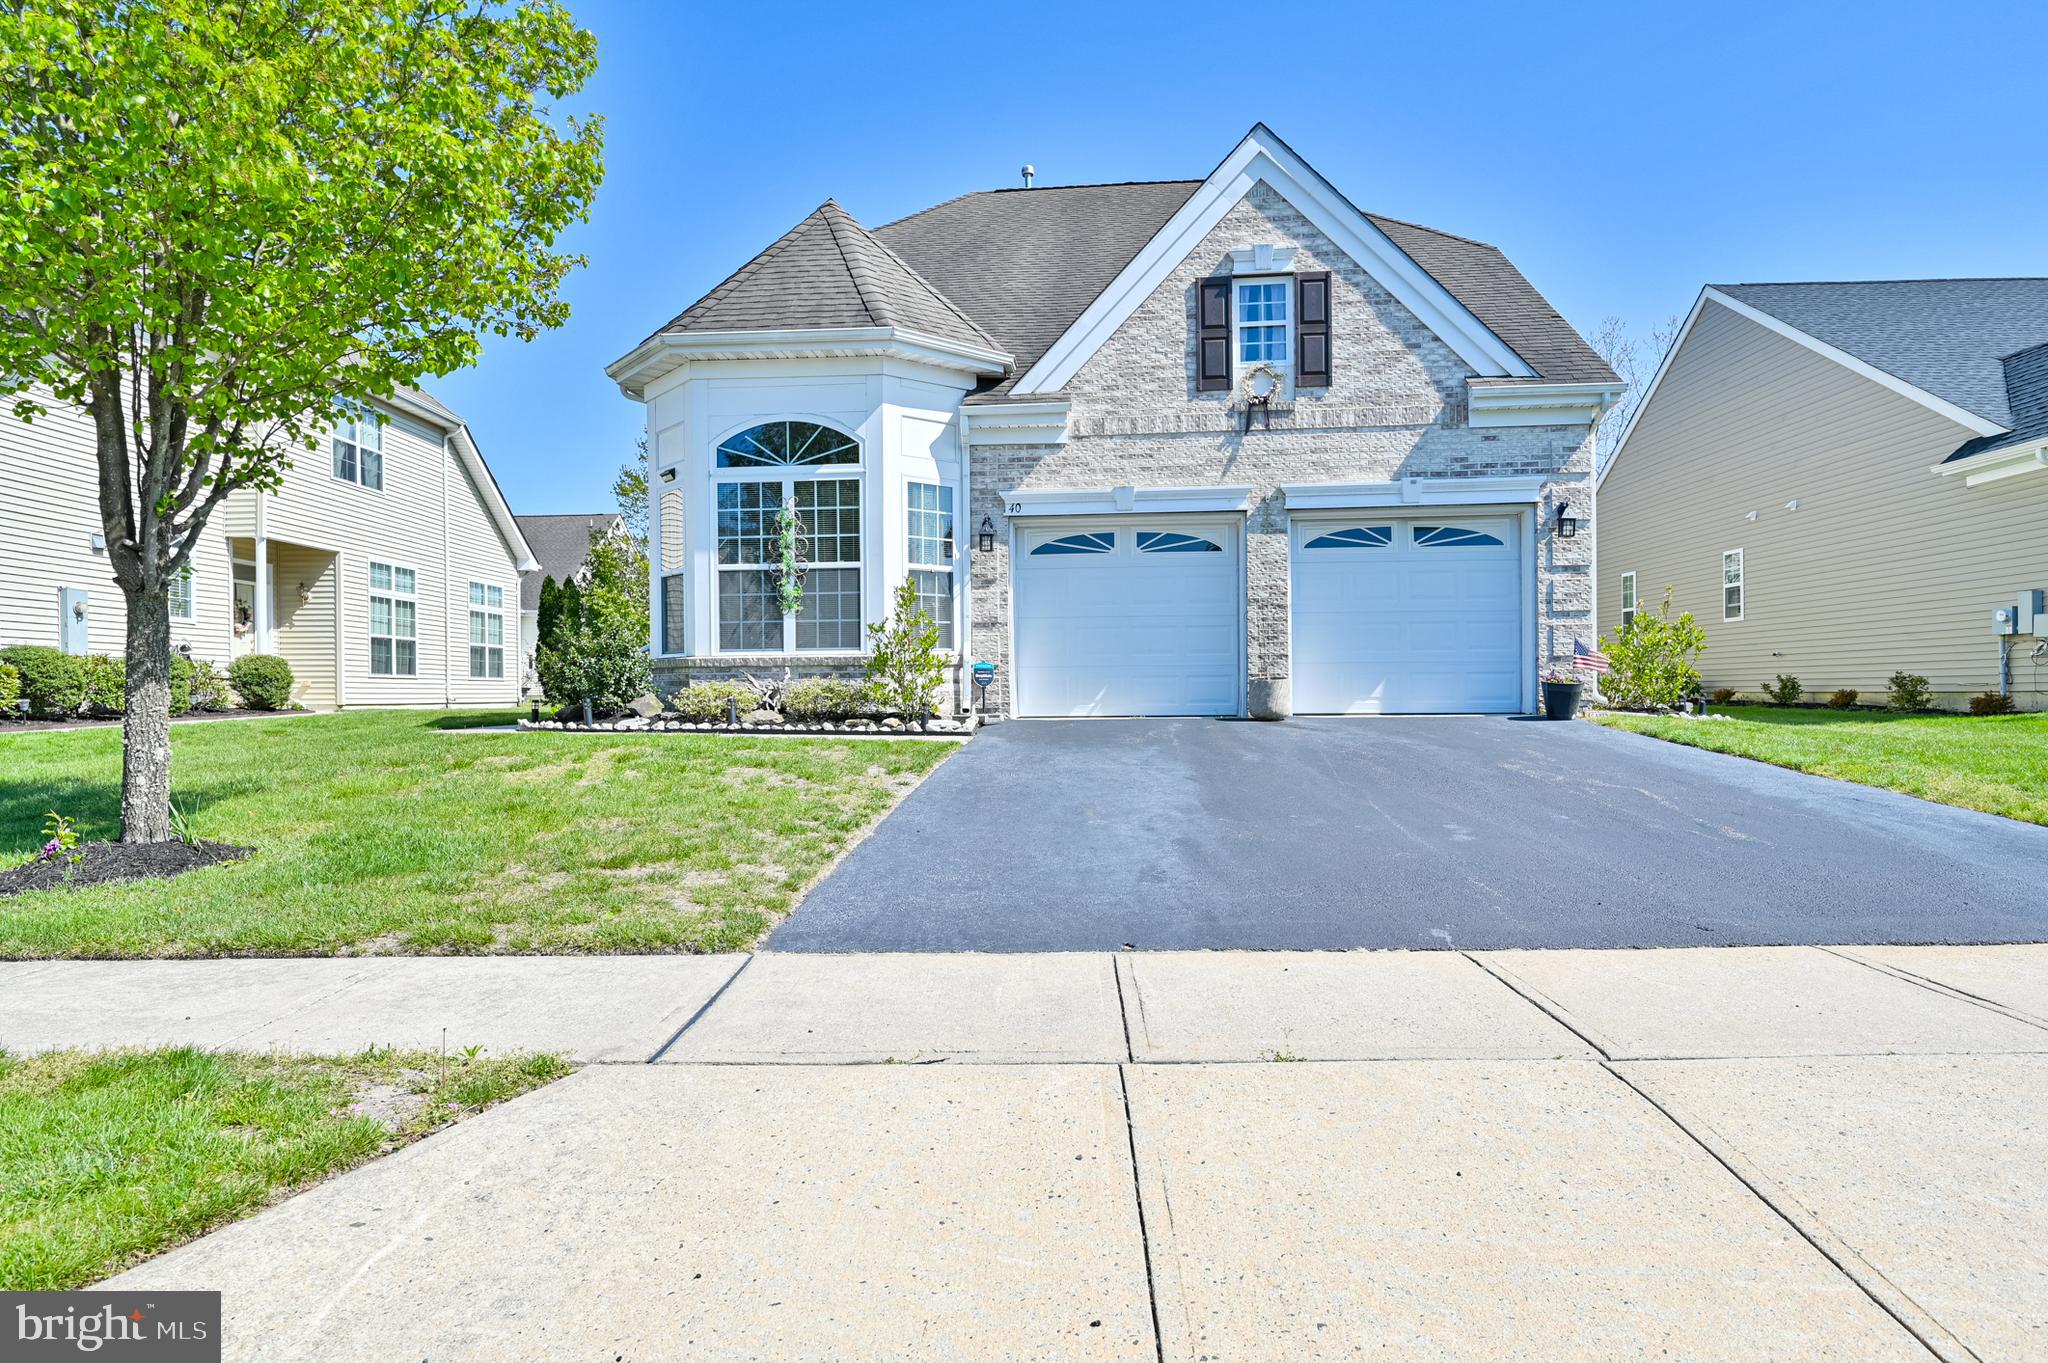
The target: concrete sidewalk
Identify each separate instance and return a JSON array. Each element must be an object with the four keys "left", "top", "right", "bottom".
[{"left": 8, "top": 945, "right": 2046, "bottom": 1360}]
